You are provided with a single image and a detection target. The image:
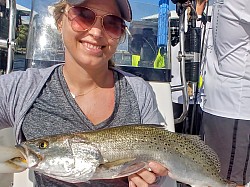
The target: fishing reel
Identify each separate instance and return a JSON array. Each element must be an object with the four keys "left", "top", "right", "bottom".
[{"left": 173, "top": 0, "right": 201, "bottom": 85}]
